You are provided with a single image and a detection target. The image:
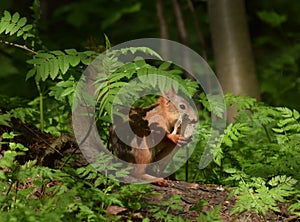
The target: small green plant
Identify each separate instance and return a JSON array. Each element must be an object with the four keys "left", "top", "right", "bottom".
[
  {"left": 0, "top": 131, "right": 29, "bottom": 151},
  {"left": 149, "top": 194, "right": 187, "bottom": 222},
  {"left": 0, "top": 139, "right": 155, "bottom": 221},
  {"left": 0, "top": 10, "right": 34, "bottom": 40},
  {"left": 2, "top": 3, "right": 300, "bottom": 221},
  {"left": 226, "top": 169, "right": 297, "bottom": 219},
  {"left": 197, "top": 205, "right": 222, "bottom": 222},
  {"left": 289, "top": 195, "right": 300, "bottom": 217}
]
